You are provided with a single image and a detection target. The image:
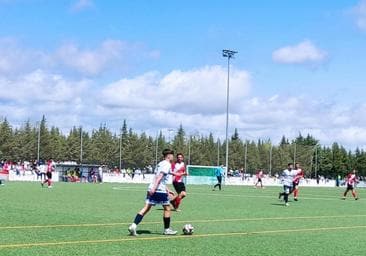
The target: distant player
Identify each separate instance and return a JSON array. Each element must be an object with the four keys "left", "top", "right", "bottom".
[
  {"left": 213, "top": 165, "right": 224, "bottom": 191},
  {"left": 170, "top": 153, "right": 187, "bottom": 211},
  {"left": 292, "top": 163, "right": 304, "bottom": 201},
  {"left": 128, "top": 149, "right": 177, "bottom": 236},
  {"left": 254, "top": 169, "right": 264, "bottom": 188},
  {"left": 278, "top": 163, "right": 297, "bottom": 206},
  {"left": 342, "top": 170, "right": 359, "bottom": 200},
  {"left": 41, "top": 159, "right": 55, "bottom": 188}
]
